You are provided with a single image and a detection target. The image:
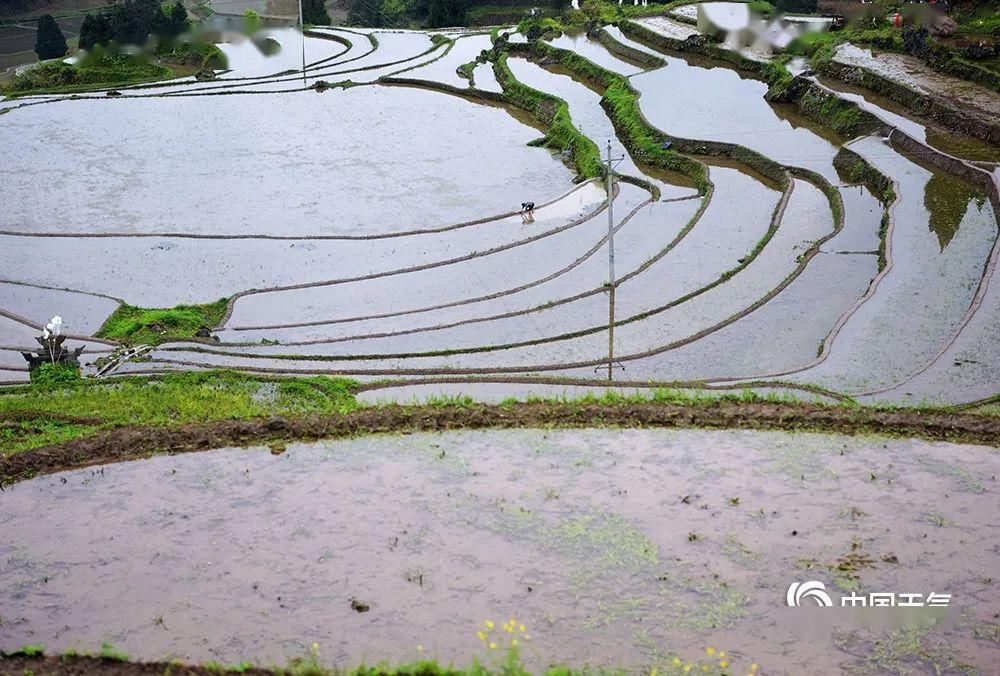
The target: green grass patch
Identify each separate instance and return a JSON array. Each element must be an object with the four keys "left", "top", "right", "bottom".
[
  {"left": 1, "top": 645, "right": 745, "bottom": 675},
  {"left": 28, "top": 362, "right": 84, "bottom": 388},
  {"left": 96, "top": 298, "right": 229, "bottom": 346},
  {"left": 0, "top": 417, "right": 98, "bottom": 453},
  {"left": 98, "top": 642, "right": 129, "bottom": 662},
  {"left": 0, "top": 370, "right": 359, "bottom": 455}
]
